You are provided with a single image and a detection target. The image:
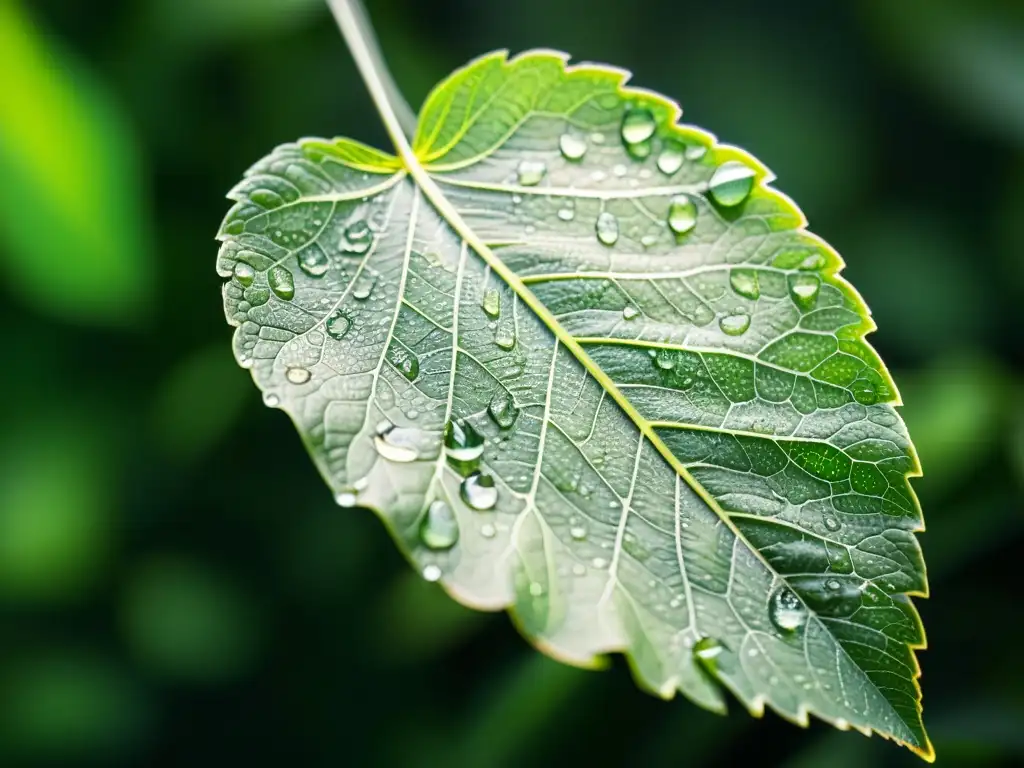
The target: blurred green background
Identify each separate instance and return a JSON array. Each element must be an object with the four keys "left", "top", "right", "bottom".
[{"left": 1, "top": 0, "right": 1022, "bottom": 765}]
